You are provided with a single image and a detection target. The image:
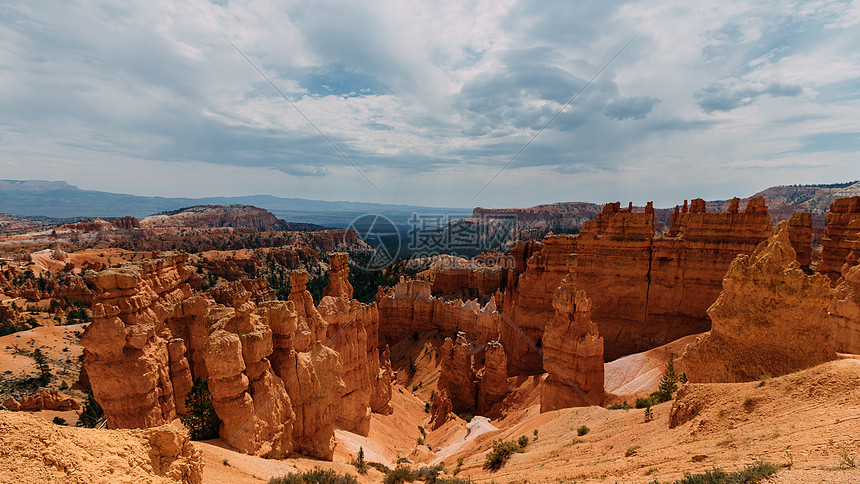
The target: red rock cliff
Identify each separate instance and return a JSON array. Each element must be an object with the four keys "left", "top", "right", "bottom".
[
  {"left": 820, "top": 196, "right": 860, "bottom": 280},
  {"left": 540, "top": 254, "right": 604, "bottom": 412},
  {"left": 682, "top": 222, "right": 837, "bottom": 382}
]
